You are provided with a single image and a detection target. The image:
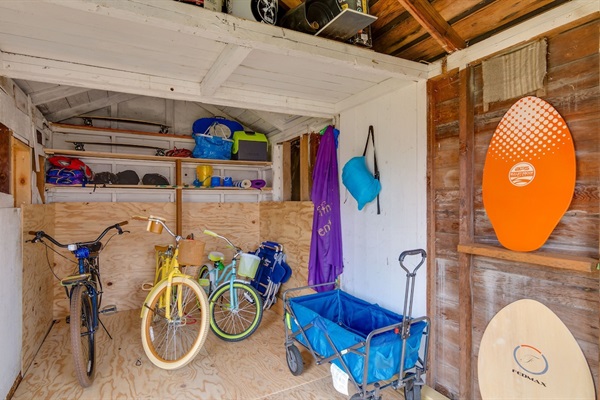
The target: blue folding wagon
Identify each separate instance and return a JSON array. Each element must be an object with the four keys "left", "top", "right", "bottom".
[{"left": 283, "top": 249, "right": 430, "bottom": 400}]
